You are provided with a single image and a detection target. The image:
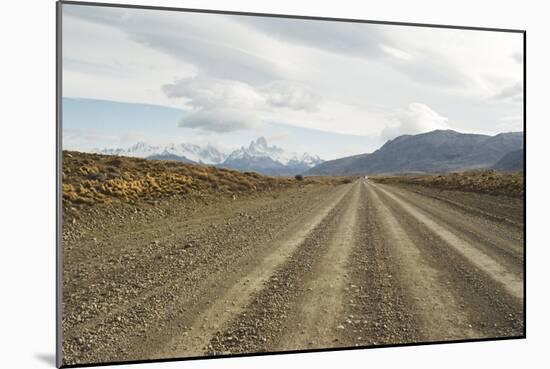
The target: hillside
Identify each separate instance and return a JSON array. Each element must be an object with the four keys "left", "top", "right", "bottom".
[
  {"left": 372, "top": 170, "right": 524, "bottom": 198},
  {"left": 62, "top": 151, "right": 337, "bottom": 206},
  {"left": 308, "top": 130, "right": 523, "bottom": 175},
  {"left": 493, "top": 150, "right": 524, "bottom": 171},
  {"left": 304, "top": 153, "right": 370, "bottom": 176}
]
